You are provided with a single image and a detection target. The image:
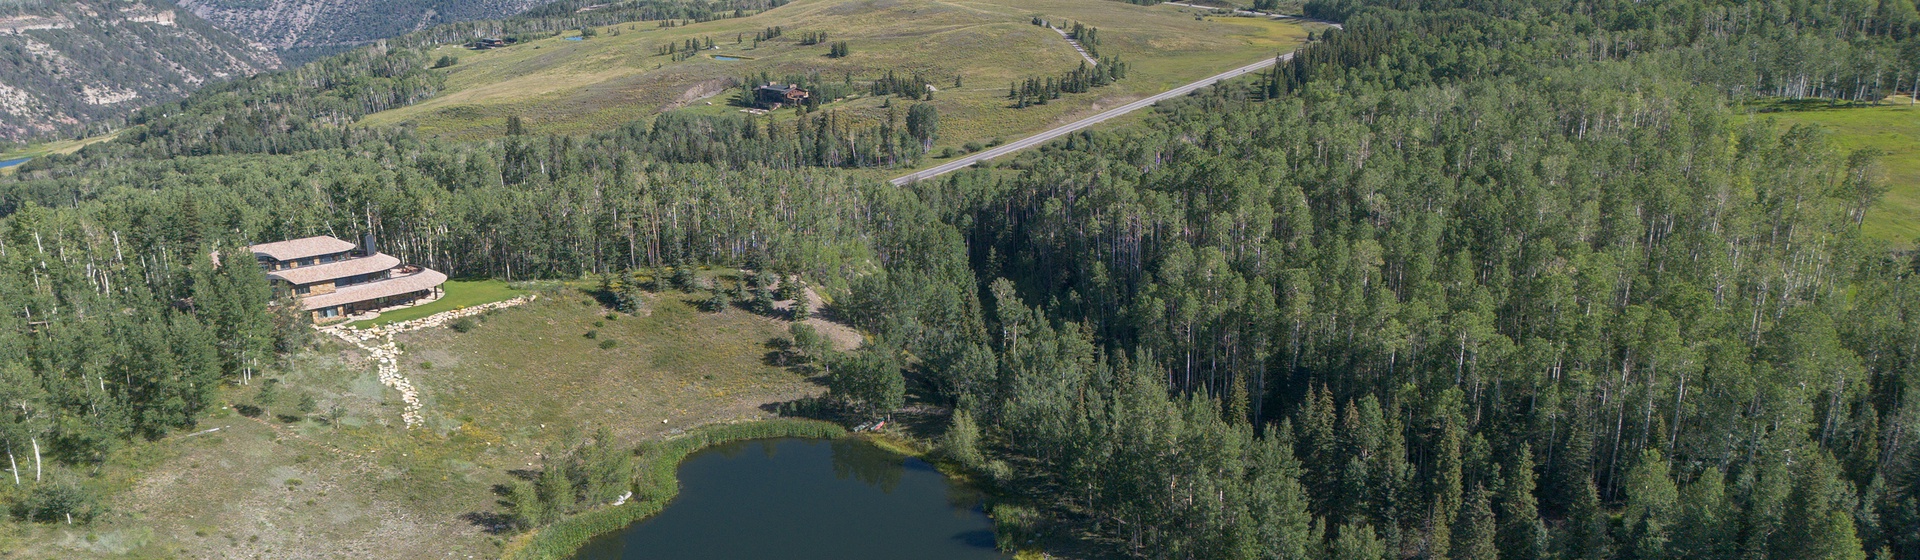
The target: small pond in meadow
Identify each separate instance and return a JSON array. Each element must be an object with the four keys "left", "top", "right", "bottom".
[
  {"left": 571, "top": 437, "right": 1005, "bottom": 559},
  {"left": 0, "top": 157, "right": 30, "bottom": 169},
  {"left": 566, "top": 36, "right": 585, "bottom": 41},
  {"left": 711, "top": 55, "right": 745, "bottom": 61}
]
